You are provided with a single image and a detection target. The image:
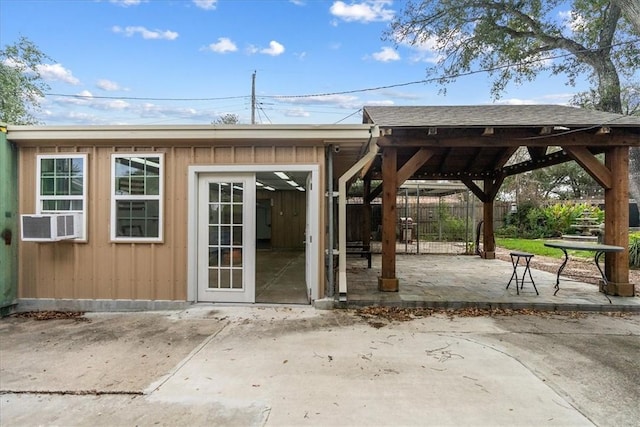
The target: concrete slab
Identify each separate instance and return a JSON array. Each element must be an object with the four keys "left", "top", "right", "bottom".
[
  {"left": 3, "top": 306, "right": 638, "bottom": 426},
  {"left": 344, "top": 255, "right": 640, "bottom": 312}
]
